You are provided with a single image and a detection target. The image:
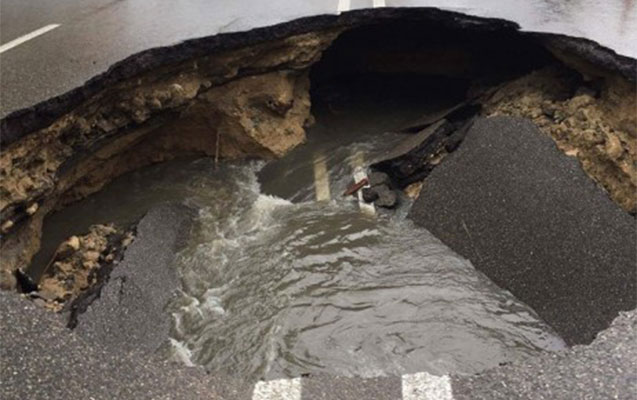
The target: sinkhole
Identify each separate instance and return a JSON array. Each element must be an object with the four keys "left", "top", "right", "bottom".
[{"left": 3, "top": 12, "right": 635, "bottom": 385}]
